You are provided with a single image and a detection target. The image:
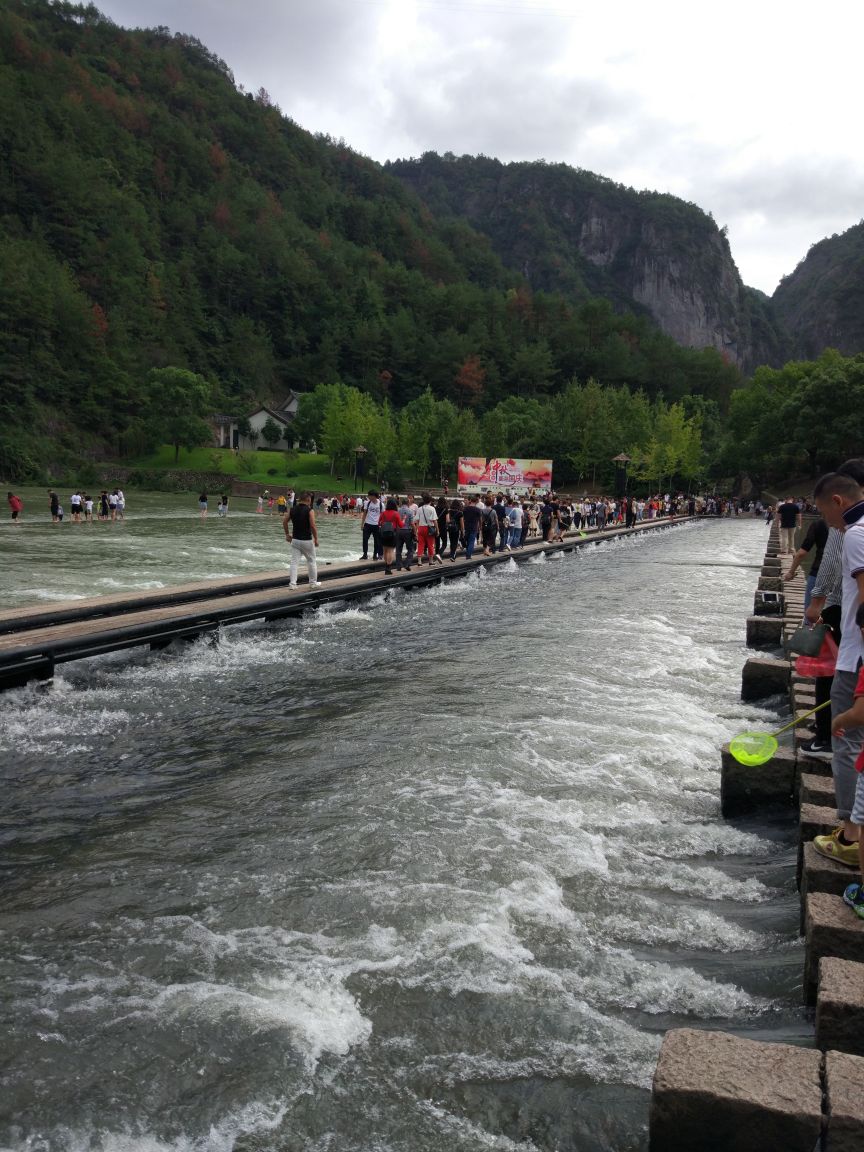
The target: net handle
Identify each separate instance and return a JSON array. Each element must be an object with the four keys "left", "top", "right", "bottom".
[{"left": 771, "top": 699, "right": 831, "bottom": 739}]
